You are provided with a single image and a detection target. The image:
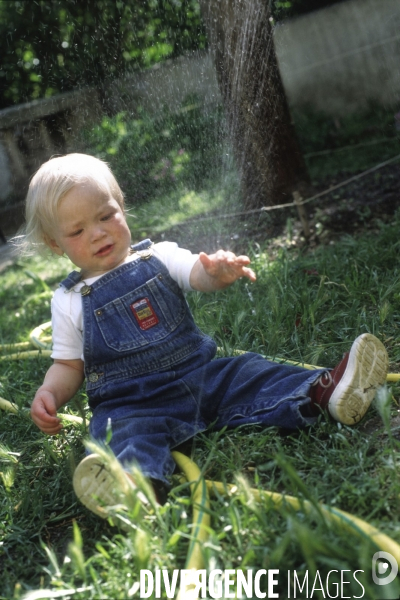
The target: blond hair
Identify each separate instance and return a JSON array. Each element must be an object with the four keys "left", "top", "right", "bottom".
[{"left": 21, "top": 153, "right": 125, "bottom": 254}]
